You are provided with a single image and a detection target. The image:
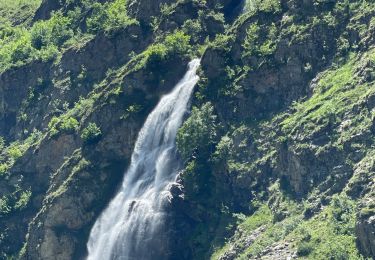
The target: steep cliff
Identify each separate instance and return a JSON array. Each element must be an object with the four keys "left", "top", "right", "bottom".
[{"left": 0, "top": 0, "right": 374, "bottom": 259}]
